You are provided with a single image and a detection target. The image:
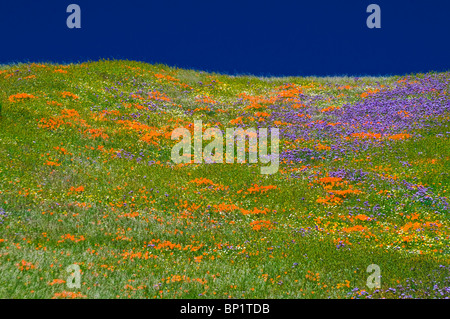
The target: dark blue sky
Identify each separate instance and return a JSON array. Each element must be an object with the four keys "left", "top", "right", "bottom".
[{"left": 0, "top": 0, "right": 449, "bottom": 76}]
